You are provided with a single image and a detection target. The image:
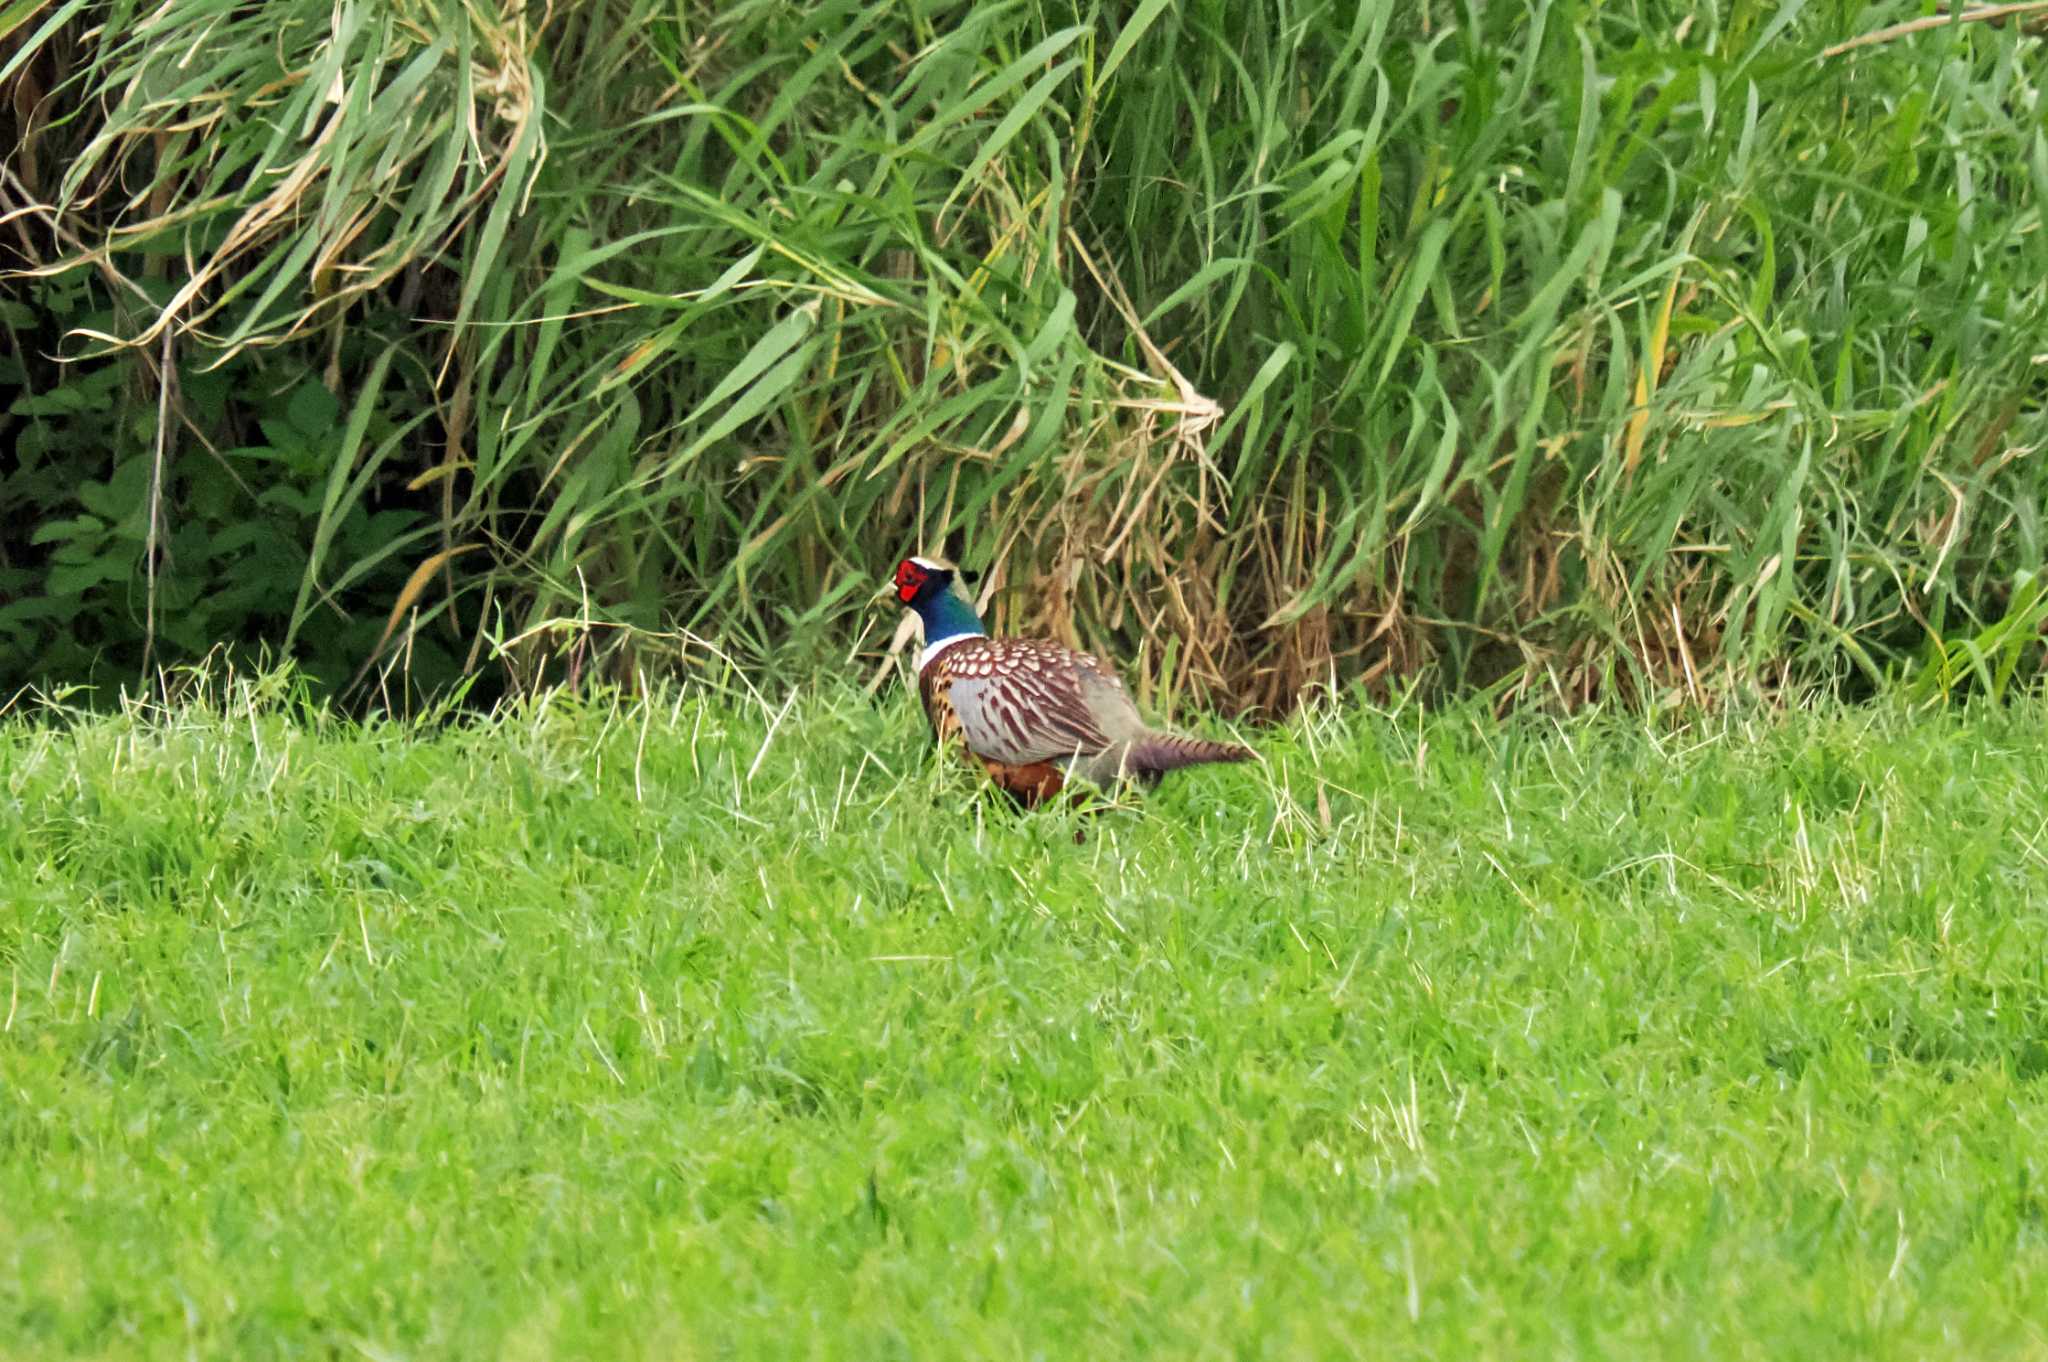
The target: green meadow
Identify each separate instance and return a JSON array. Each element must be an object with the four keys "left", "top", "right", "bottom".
[{"left": 5, "top": 679, "right": 2047, "bottom": 1358}]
